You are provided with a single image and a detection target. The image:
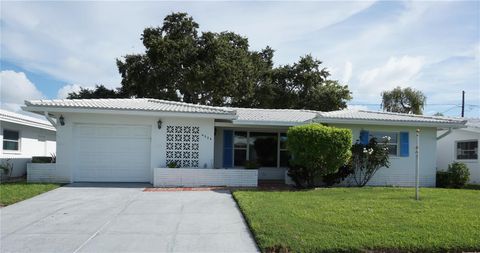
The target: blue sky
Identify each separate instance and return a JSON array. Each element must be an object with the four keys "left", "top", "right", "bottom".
[{"left": 1, "top": 1, "right": 479, "bottom": 117}]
